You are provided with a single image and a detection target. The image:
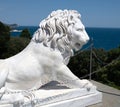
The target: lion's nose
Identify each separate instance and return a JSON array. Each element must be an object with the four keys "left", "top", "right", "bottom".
[
  {"left": 83, "top": 31, "right": 90, "bottom": 43},
  {"left": 86, "top": 35, "right": 90, "bottom": 42}
]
